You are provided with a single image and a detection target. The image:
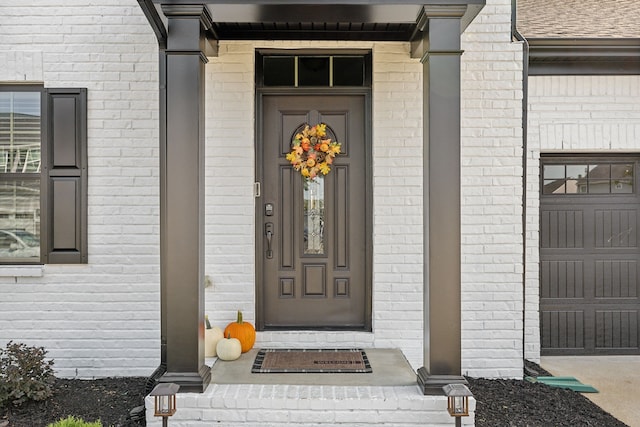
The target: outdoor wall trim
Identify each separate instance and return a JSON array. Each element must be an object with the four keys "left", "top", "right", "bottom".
[
  {"left": 162, "top": 50, "right": 209, "bottom": 63},
  {"left": 420, "top": 49, "right": 465, "bottom": 64},
  {"left": 161, "top": 4, "right": 214, "bottom": 29},
  {"left": 528, "top": 38, "right": 640, "bottom": 75},
  {"left": 411, "top": 2, "right": 484, "bottom": 58},
  {"left": 415, "top": 5, "right": 471, "bottom": 396},
  {"left": 162, "top": 4, "right": 218, "bottom": 57},
  {"left": 158, "top": 4, "right": 212, "bottom": 393}
]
